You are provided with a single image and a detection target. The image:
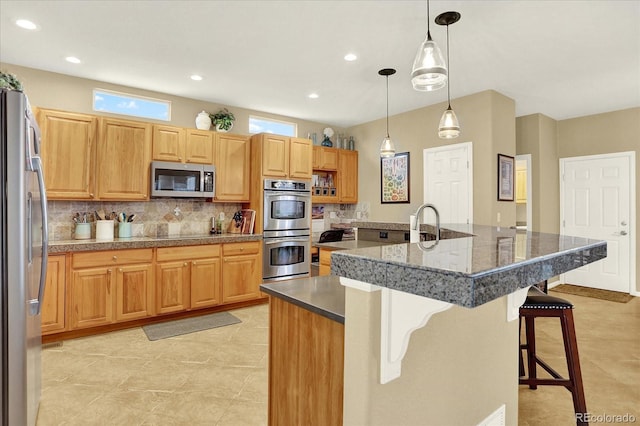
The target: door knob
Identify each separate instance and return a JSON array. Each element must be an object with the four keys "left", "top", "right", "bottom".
[
  {"left": 620, "top": 230, "right": 628, "bottom": 236},
  {"left": 621, "top": 221, "right": 627, "bottom": 226}
]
